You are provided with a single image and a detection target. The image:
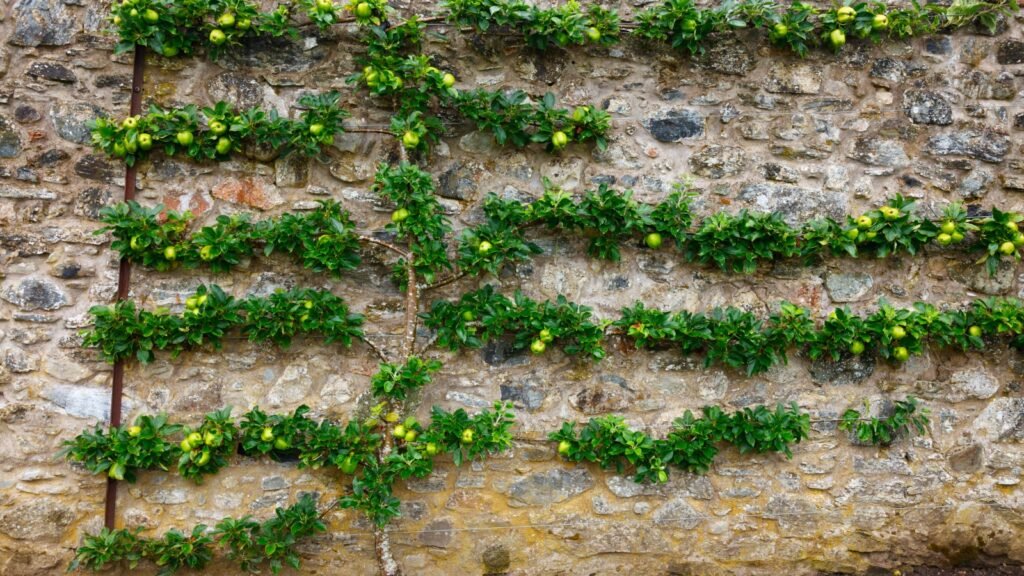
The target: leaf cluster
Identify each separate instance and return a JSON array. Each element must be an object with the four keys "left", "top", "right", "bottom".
[
  {"left": 90, "top": 92, "right": 347, "bottom": 166},
  {"left": 549, "top": 403, "right": 810, "bottom": 483},
  {"left": 82, "top": 284, "right": 364, "bottom": 363},
  {"left": 839, "top": 396, "right": 930, "bottom": 445}
]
